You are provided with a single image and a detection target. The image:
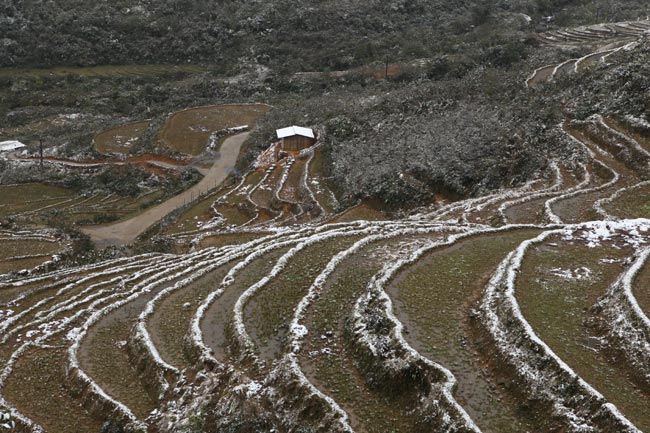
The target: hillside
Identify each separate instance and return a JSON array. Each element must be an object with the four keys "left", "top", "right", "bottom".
[
  {"left": 3, "top": 79, "right": 650, "bottom": 431},
  {"left": 2, "top": 3, "right": 650, "bottom": 433},
  {"left": 2, "top": 2, "right": 649, "bottom": 209},
  {"left": 2, "top": 0, "right": 648, "bottom": 69},
  {"left": 1, "top": 1, "right": 648, "bottom": 204}
]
